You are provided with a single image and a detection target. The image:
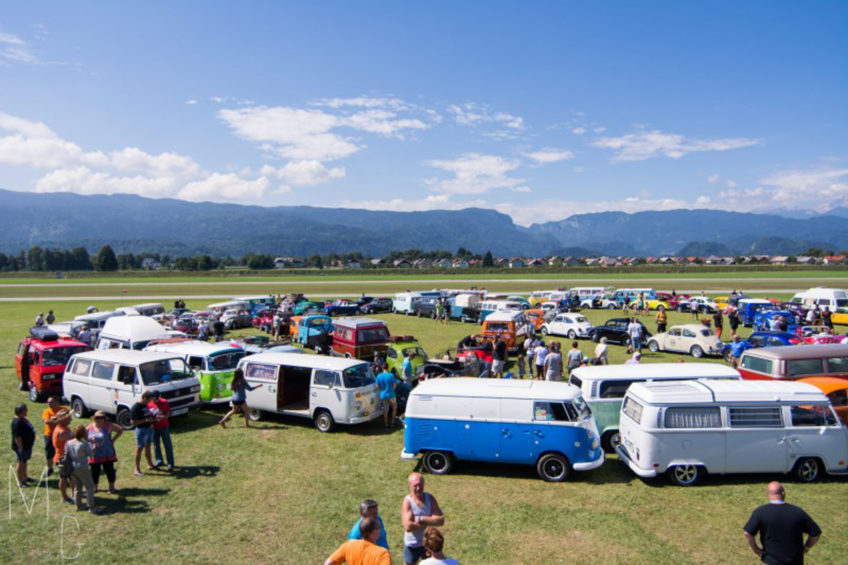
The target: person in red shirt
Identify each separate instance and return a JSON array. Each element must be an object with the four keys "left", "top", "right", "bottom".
[{"left": 147, "top": 392, "right": 174, "bottom": 471}]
